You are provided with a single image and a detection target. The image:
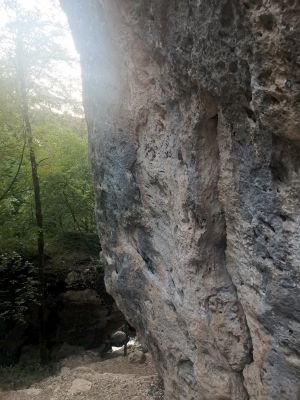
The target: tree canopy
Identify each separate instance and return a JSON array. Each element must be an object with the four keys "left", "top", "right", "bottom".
[{"left": 0, "top": 0, "right": 96, "bottom": 256}]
